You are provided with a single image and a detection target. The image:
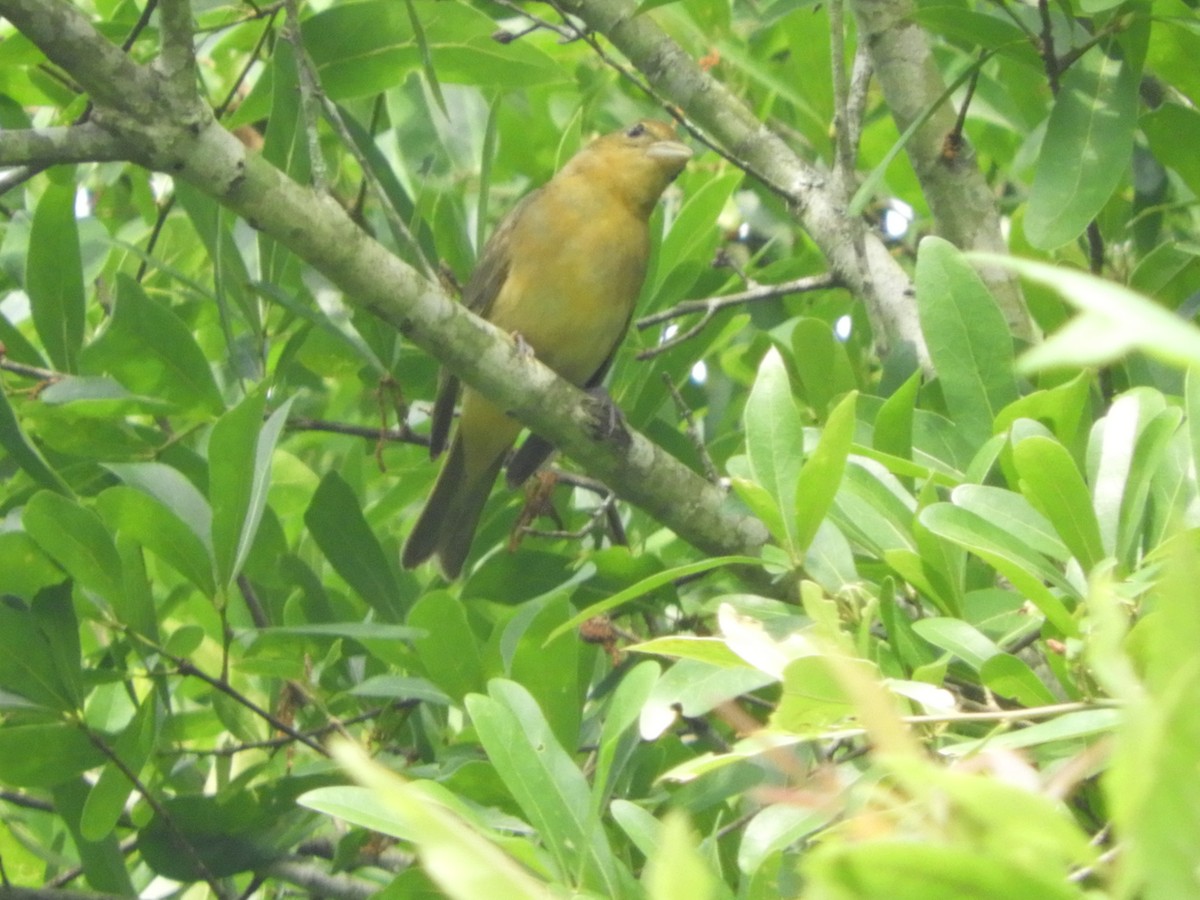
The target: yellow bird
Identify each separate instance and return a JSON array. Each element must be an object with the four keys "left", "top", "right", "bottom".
[{"left": 401, "top": 120, "right": 692, "bottom": 579}]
